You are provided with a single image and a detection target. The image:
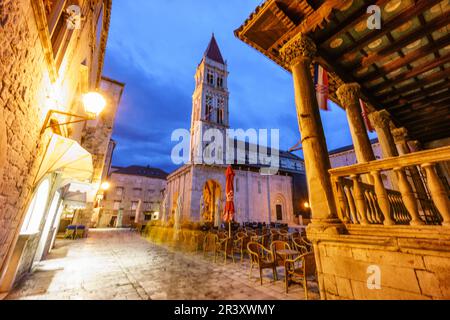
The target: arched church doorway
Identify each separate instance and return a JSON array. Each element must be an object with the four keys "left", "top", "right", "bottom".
[
  {"left": 201, "top": 180, "right": 222, "bottom": 225},
  {"left": 274, "top": 194, "right": 287, "bottom": 222}
]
